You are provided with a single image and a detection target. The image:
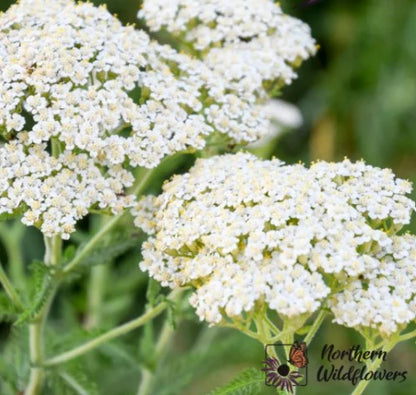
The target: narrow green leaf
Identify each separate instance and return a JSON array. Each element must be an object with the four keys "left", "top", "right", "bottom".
[{"left": 71, "top": 238, "right": 137, "bottom": 272}]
